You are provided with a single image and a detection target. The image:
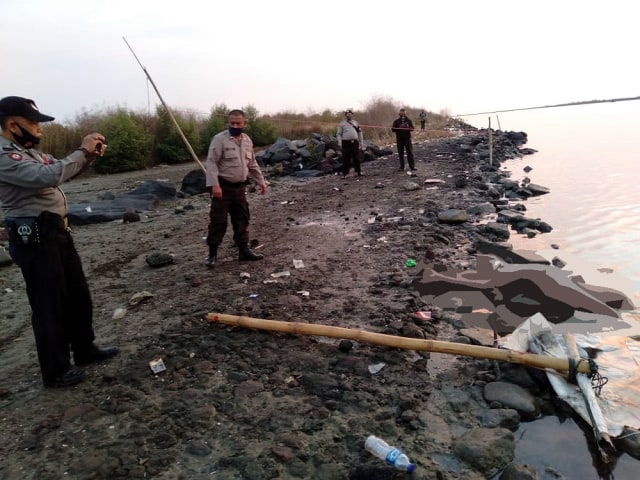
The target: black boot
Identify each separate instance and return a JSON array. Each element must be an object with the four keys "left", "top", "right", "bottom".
[
  {"left": 205, "top": 246, "right": 218, "bottom": 268},
  {"left": 238, "top": 243, "right": 263, "bottom": 261}
]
